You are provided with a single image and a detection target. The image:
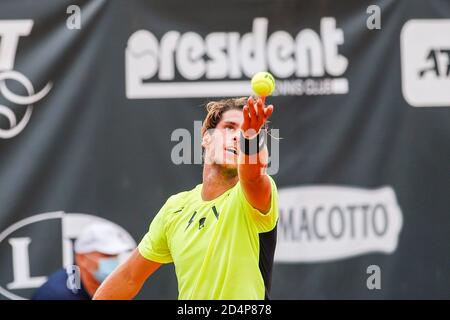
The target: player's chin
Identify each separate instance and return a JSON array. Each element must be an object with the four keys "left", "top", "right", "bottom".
[
  {"left": 220, "top": 162, "right": 238, "bottom": 170},
  {"left": 219, "top": 163, "right": 238, "bottom": 177},
  {"left": 215, "top": 154, "right": 238, "bottom": 170}
]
